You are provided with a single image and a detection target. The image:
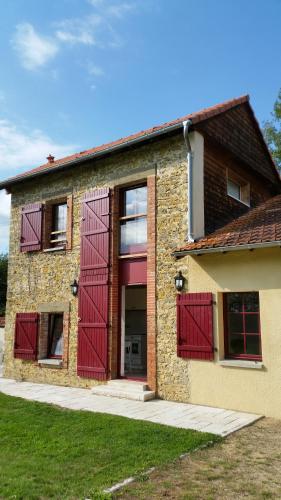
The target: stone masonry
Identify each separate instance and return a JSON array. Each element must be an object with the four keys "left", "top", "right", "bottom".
[{"left": 4, "top": 133, "right": 191, "bottom": 399}]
